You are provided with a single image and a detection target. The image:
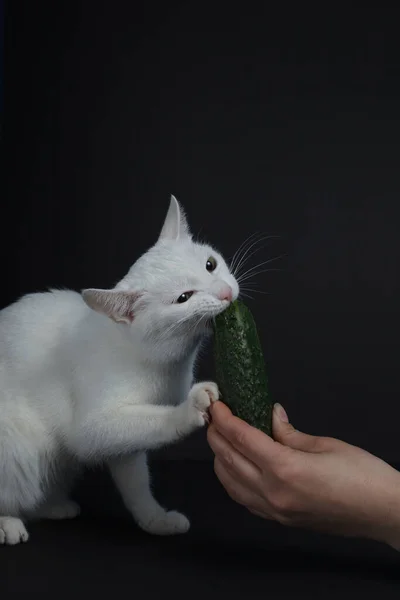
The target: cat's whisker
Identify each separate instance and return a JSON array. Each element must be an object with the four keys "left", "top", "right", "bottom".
[
  {"left": 233, "top": 235, "right": 281, "bottom": 278},
  {"left": 236, "top": 254, "right": 286, "bottom": 280},
  {"left": 236, "top": 235, "right": 279, "bottom": 276},
  {"left": 238, "top": 280, "right": 265, "bottom": 288},
  {"left": 160, "top": 314, "right": 193, "bottom": 339},
  {"left": 231, "top": 232, "right": 274, "bottom": 276},
  {"left": 229, "top": 233, "right": 254, "bottom": 274},
  {"left": 239, "top": 278, "right": 277, "bottom": 286},
  {"left": 160, "top": 308, "right": 208, "bottom": 340},
  {"left": 238, "top": 268, "right": 283, "bottom": 284},
  {"left": 164, "top": 317, "right": 195, "bottom": 338},
  {"left": 239, "top": 291, "right": 255, "bottom": 300},
  {"left": 238, "top": 268, "right": 284, "bottom": 285},
  {"left": 239, "top": 286, "right": 271, "bottom": 296},
  {"left": 229, "top": 231, "right": 262, "bottom": 275},
  {"left": 193, "top": 313, "right": 209, "bottom": 333},
  {"left": 234, "top": 239, "right": 278, "bottom": 278},
  {"left": 236, "top": 255, "right": 287, "bottom": 283}
]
